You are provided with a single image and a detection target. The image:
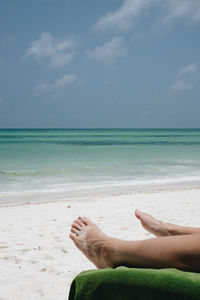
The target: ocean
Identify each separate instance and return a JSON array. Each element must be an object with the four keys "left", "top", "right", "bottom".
[{"left": 0, "top": 129, "right": 200, "bottom": 205}]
